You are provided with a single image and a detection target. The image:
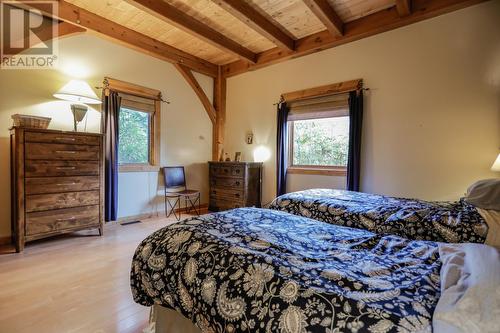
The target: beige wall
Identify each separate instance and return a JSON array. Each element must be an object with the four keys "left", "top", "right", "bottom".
[
  {"left": 286, "top": 174, "right": 346, "bottom": 195},
  {"left": 0, "top": 34, "right": 214, "bottom": 238},
  {"left": 225, "top": 1, "right": 500, "bottom": 205}
]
